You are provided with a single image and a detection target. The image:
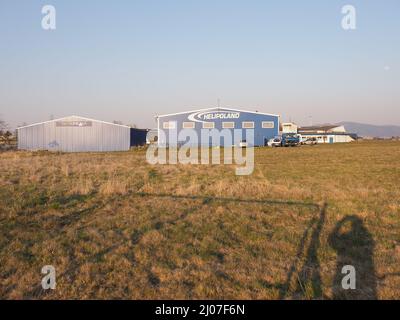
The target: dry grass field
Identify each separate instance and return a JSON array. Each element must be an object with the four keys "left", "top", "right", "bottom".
[{"left": 1, "top": 141, "right": 399, "bottom": 299}]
